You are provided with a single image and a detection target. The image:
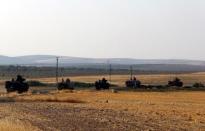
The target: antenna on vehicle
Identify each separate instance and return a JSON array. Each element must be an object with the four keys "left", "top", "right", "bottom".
[
  {"left": 16, "top": 64, "right": 20, "bottom": 76},
  {"left": 107, "top": 60, "right": 112, "bottom": 83},
  {"left": 109, "top": 63, "right": 112, "bottom": 83},
  {"left": 56, "top": 57, "right": 59, "bottom": 86},
  {"left": 130, "top": 65, "right": 133, "bottom": 79}
]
